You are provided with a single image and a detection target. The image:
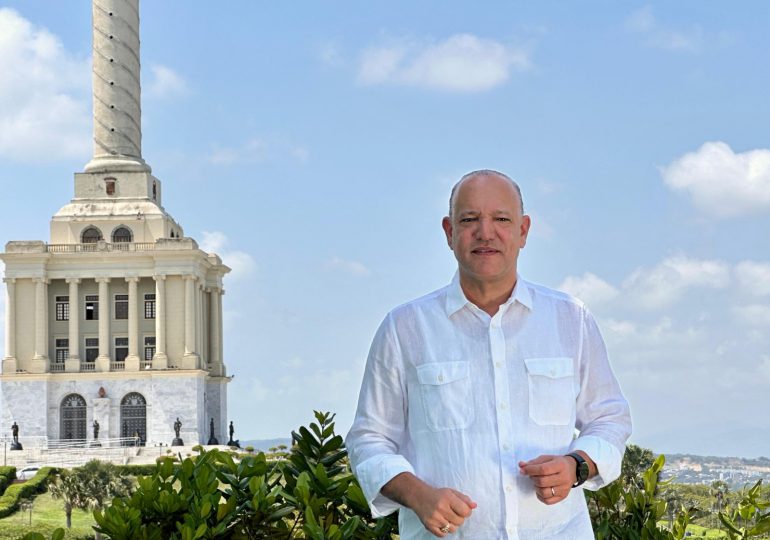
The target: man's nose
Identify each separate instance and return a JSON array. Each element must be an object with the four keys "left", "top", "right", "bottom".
[{"left": 475, "top": 217, "right": 495, "bottom": 240}]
